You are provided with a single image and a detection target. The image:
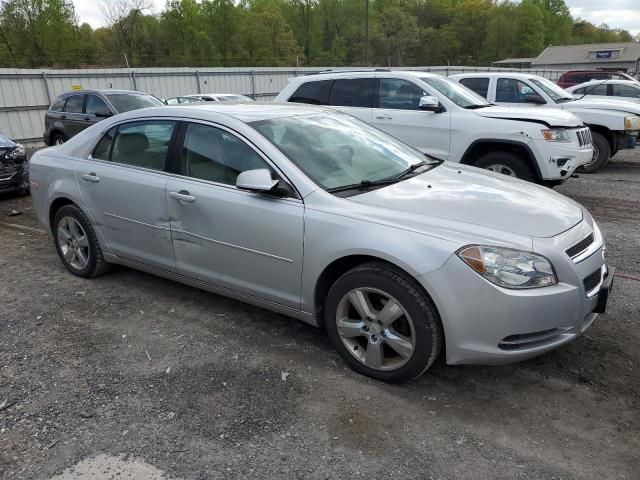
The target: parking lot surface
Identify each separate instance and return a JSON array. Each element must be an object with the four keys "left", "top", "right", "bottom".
[{"left": 1, "top": 151, "right": 639, "bottom": 480}]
